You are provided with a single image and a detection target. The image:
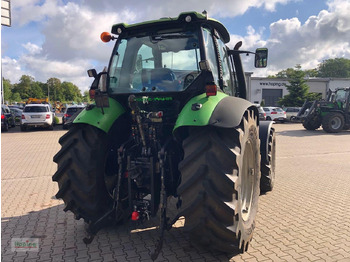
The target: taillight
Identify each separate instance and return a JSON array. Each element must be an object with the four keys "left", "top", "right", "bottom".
[
  {"left": 46, "top": 114, "right": 50, "bottom": 119},
  {"left": 271, "top": 112, "right": 277, "bottom": 114},
  {"left": 21, "top": 115, "right": 25, "bottom": 119},
  {"left": 64, "top": 114, "right": 71, "bottom": 118},
  {"left": 89, "top": 89, "right": 95, "bottom": 99},
  {"left": 264, "top": 113, "right": 266, "bottom": 117},
  {"left": 205, "top": 83, "right": 217, "bottom": 96},
  {"left": 1, "top": 114, "right": 5, "bottom": 119}
]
